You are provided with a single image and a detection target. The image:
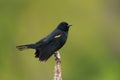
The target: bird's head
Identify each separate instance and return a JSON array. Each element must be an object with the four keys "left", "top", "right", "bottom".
[{"left": 57, "top": 22, "right": 72, "bottom": 31}]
